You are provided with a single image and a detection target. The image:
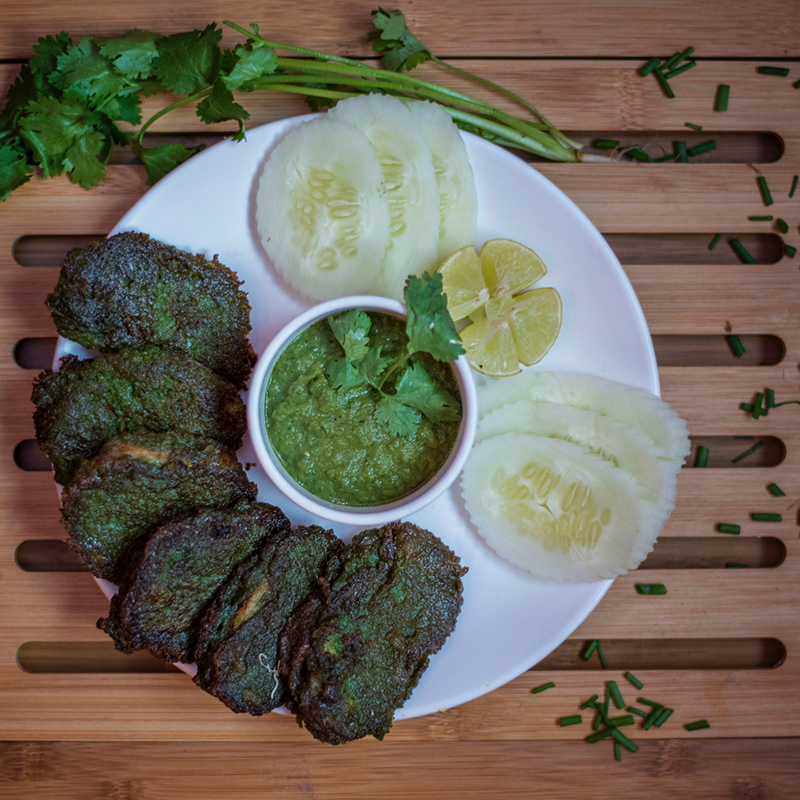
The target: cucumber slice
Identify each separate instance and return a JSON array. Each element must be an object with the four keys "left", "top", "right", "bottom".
[
  {"left": 461, "top": 433, "right": 663, "bottom": 582},
  {"left": 328, "top": 95, "right": 439, "bottom": 300},
  {"left": 256, "top": 117, "right": 390, "bottom": 301},
  {"left": 477, "top": 400, "right": 673, "bottom": 502},
  {"left": 478, "top": 372, "right": 691, "bottom": 469},
  {"left": 407, "top": 101, "right": 478, "bottom": 261}
]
